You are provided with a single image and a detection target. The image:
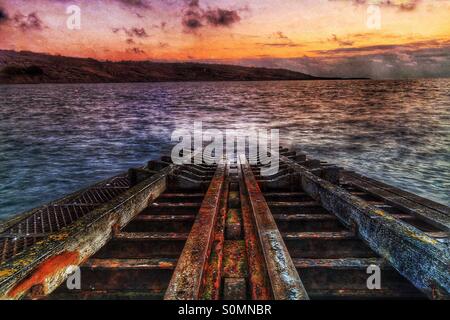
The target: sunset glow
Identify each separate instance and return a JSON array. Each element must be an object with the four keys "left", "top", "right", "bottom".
[{"left": 0, "top": 0, "right": 449, "bottom": 78}]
